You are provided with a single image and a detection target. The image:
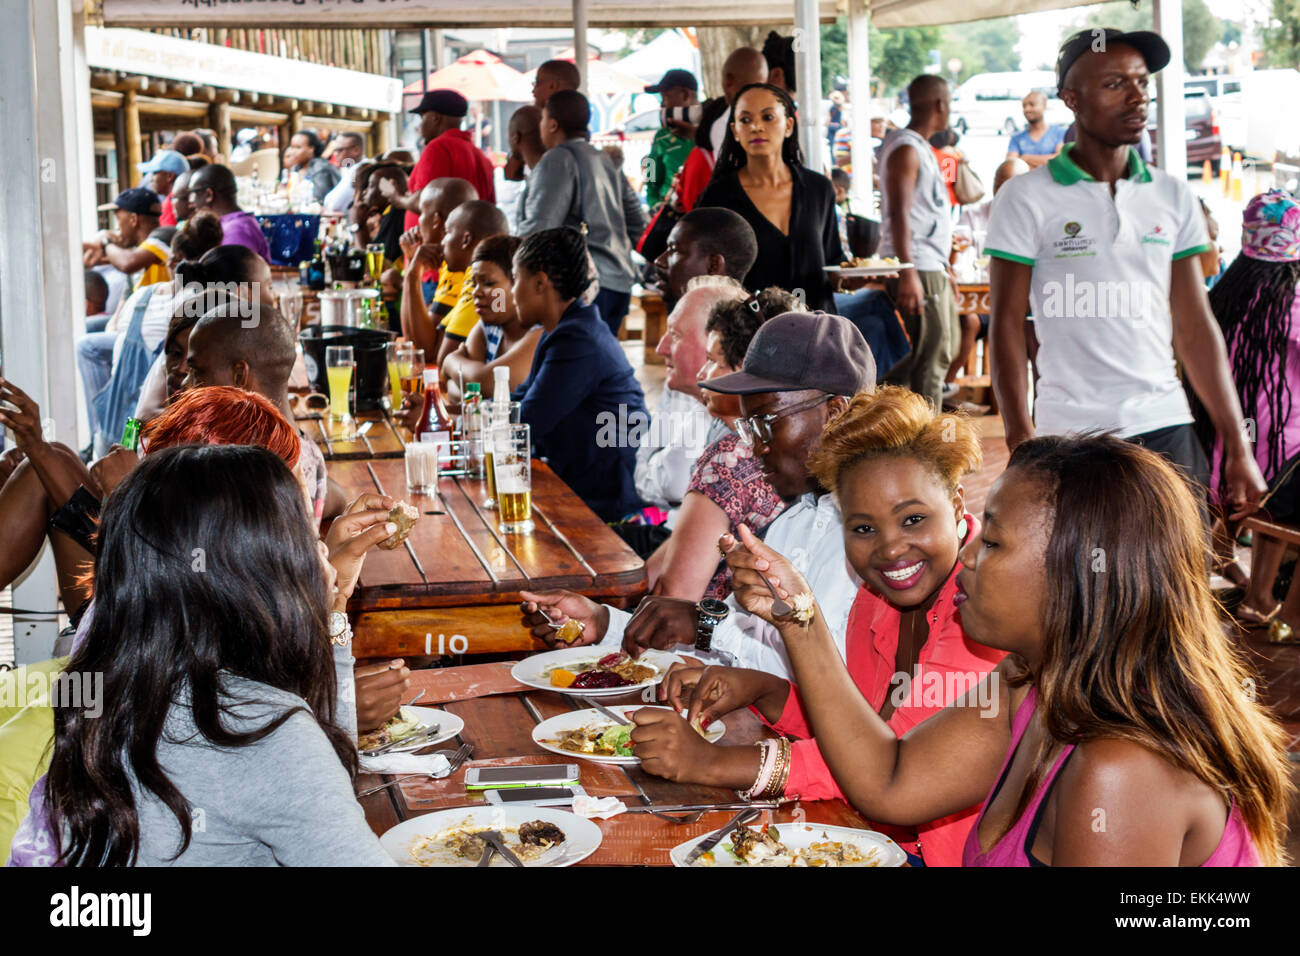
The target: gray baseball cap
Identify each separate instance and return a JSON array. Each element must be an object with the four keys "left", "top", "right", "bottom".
[{"left": 700, "top": 311, "right": 875, "bottom": 396}]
